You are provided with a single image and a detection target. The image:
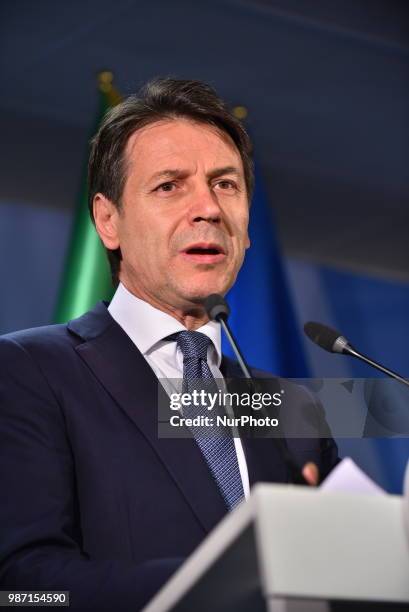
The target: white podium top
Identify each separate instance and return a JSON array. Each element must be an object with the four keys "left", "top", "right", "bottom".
[{"left": 144, "top": 477, "right": 409, "bottom": 611}]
